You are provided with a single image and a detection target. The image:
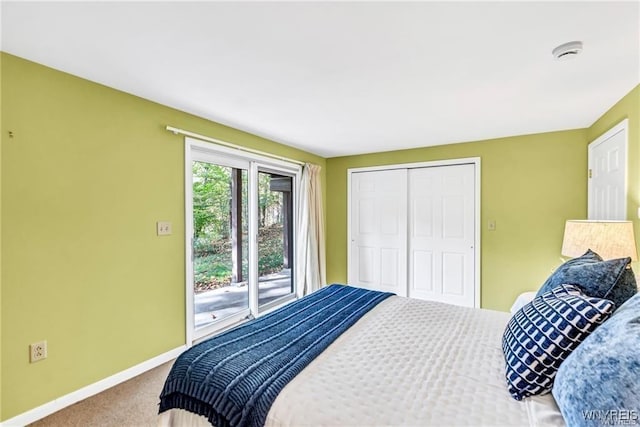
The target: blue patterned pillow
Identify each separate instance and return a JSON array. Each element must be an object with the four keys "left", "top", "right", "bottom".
[
  {"left": 503, "top": 284, "right": 615, "bottom": 401},
  {"left": 553, "top": 293, "right": 640, "bottom": 426},
  {"left": 536, "top": 249, "right": 636, "bottom": 309}
]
